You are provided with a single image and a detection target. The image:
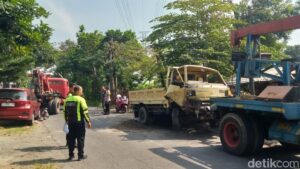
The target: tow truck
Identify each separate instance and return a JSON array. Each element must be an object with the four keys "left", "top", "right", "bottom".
[
  {"left": 31, "top": 68, "right": 69, "bottom": 115},
  {"left": 212, "top": 15, "right": 300, "bottom": 155}
]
